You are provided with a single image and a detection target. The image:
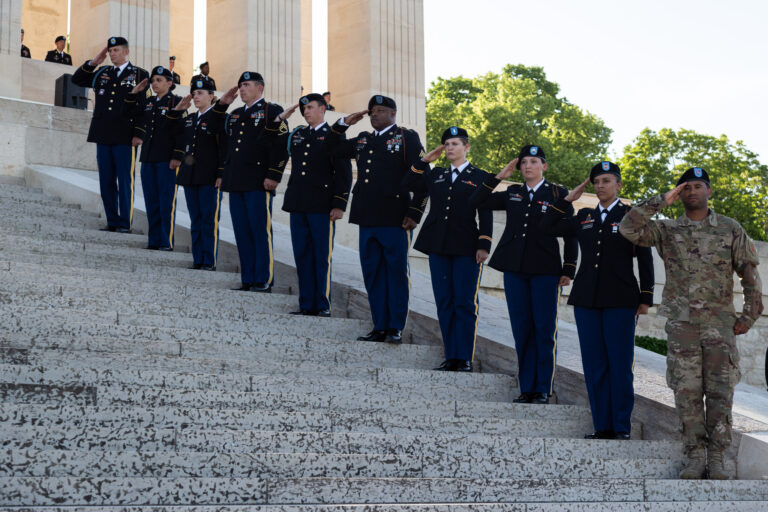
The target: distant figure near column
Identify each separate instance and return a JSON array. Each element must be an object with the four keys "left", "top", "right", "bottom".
[
  {"left": 323, "top": 91, "right": 335, "bottom": 111},
  {"left": 168, "top": 56, "right": 181, "bottom": 84},
  {"left": 72, "top": 37, "right": 149, "bottom": 233},
  {"left": 45, "top": 36, "right": 72, "bottom": 65},
  {"left": 20, "top": 29, "right": 31, "bottom": 58}
]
